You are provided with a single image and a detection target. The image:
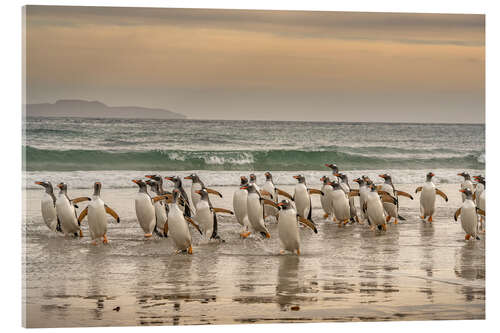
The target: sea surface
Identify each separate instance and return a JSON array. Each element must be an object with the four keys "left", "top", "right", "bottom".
[{"left": 22, "top": 117, "right": 485, "bottom": 327}]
